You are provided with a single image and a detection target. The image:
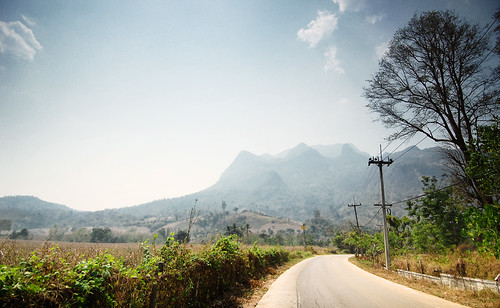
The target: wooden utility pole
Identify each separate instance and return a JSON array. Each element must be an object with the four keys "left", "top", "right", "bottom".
[
  {"left": 369, "top": 146, "right": 393, "bottom": 270},
  {"left": 302, "top": 224, "right": 307, "bottom": 251},
  {"left": 348, "top": 199, "right": 362, "bottom": 256},
  {"left": 347, "top": 199, "right": 362, "bottom": 235}
]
